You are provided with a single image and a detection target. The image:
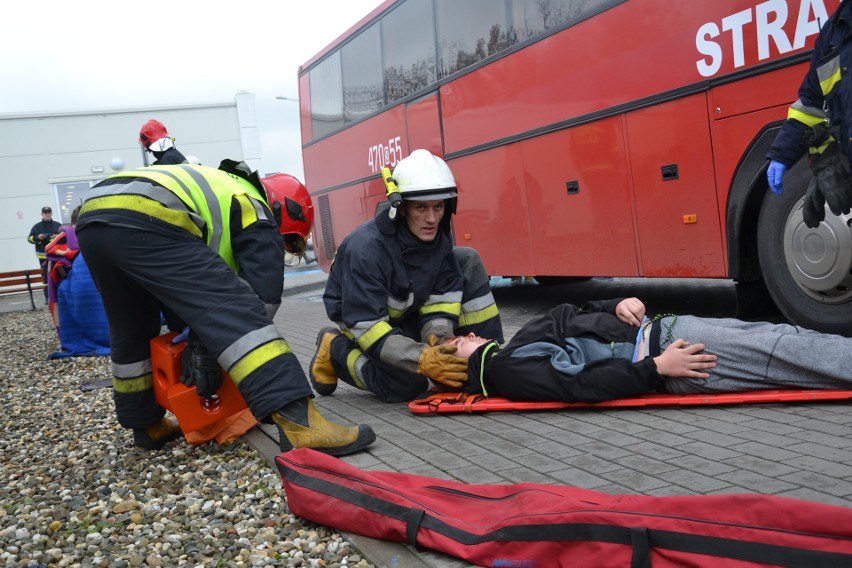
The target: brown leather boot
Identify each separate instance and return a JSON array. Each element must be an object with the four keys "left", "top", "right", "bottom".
[
  {"left": 133, "top": 416, "right": 182, "bottom": 450},
  {"left": 271, "top": 397, "right": 375, "bottom": 456},
  {"left": 310, "top": 327, "right": 341, "bottom": 396}
]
